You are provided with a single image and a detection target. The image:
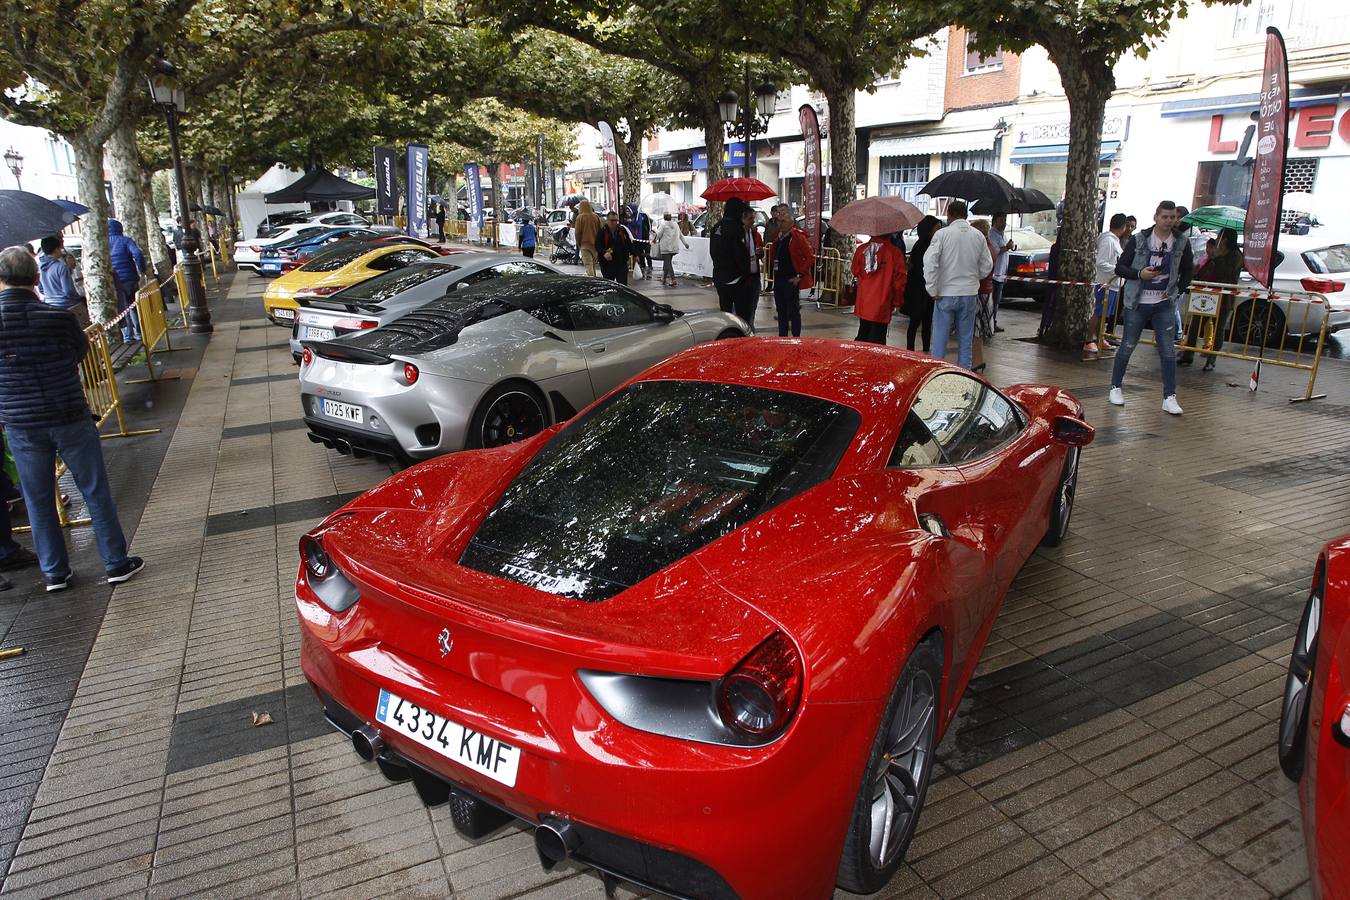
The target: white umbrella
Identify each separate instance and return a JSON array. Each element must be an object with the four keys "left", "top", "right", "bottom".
[{"left": 640, "top": 192, "right": 679, "bottom": 216}]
